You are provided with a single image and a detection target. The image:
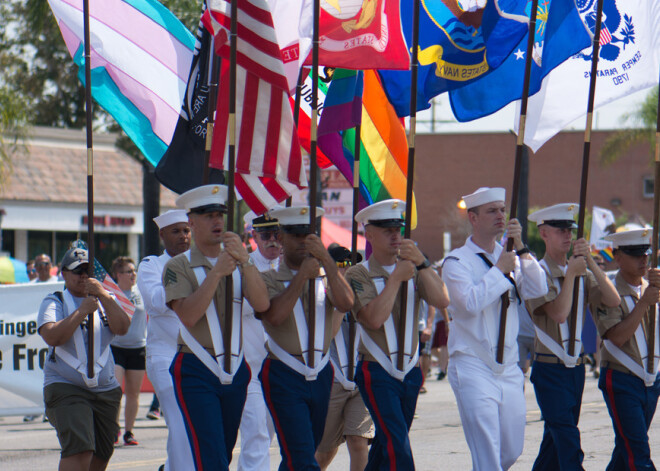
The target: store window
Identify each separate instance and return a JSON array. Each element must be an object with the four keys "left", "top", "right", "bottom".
[
  {"left": 80, "top": 233, "right": 128, "bottom": 274},
  {"left": 1, "top": 229, "right": 15, "bottom": 257},
  {"left": 28, "top": 230, "right": 53, "bottom": 260}
]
